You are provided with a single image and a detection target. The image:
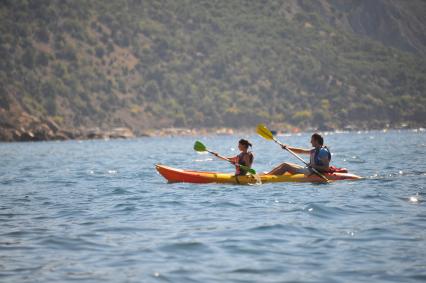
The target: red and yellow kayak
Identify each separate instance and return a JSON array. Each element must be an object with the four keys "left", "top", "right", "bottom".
[{"left": 156, "top": 164, "right": 362, "bottom": 184}]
